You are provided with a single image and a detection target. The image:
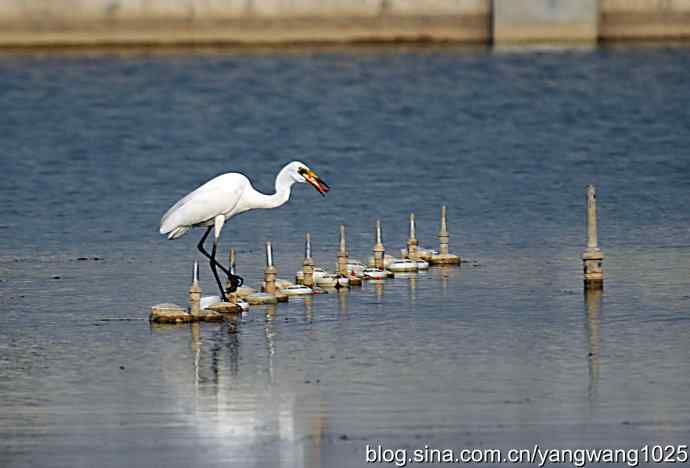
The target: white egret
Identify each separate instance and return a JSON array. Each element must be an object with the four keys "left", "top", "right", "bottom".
[{"left": 159, "top": 161, "right": 329, "bottom": 300}]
